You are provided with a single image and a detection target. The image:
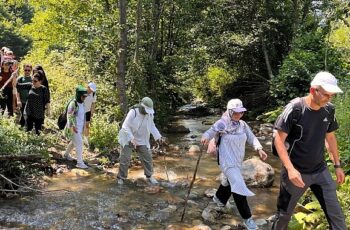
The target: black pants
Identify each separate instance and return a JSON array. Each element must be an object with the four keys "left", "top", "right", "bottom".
[
  {"left": 26, "top": 115, "right": 44, "bottom": 135},
  {"left": 19, "top": 104, "right": 26, "bottom": 127},
  {"left": 0, "top": 87, "right": 13, "bottom": 116},
  {"left": 216, "top": 183, "right": 252, "bottom": 219}
]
